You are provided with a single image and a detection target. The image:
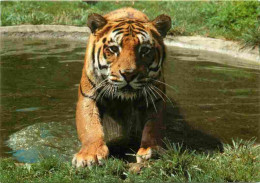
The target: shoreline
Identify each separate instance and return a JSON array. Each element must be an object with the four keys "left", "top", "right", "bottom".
[{"left": 1, "top": 25, "right": 259, "bottom": 64}]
